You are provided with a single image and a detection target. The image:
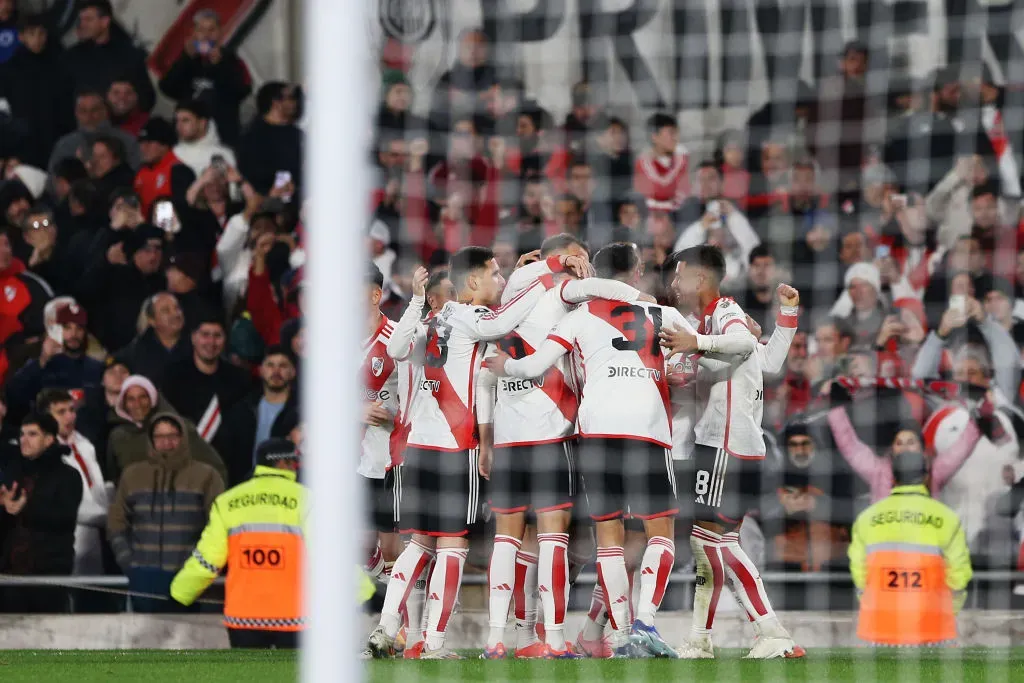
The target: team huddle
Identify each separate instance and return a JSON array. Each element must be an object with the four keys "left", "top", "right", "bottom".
[{"left": 360, "top": 237, "right": 806, "bottom": 660}]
